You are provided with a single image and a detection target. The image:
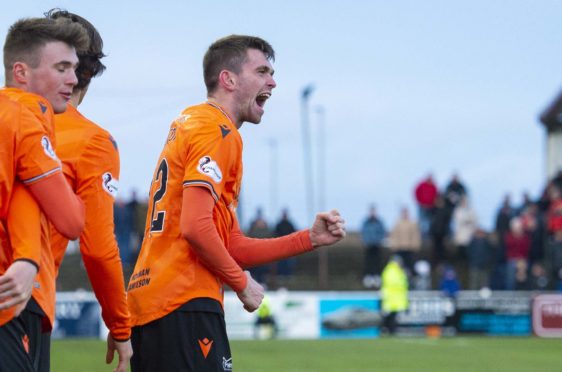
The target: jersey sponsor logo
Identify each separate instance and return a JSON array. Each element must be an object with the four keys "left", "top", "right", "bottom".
[
  {"left": 220, "top": 124, "right": 231, "bottom": 138},
  {"left": 41, "top": 136, "right": 58, "bottom": 160},
  {"left": 222, "top": 357, "right": 232, "bottom": 371},
  {"left": 197, "top": 156, "right": 223, "bottom": 183},
  {"left": 127, "top": 268, "right": 151, "bottom": 291},
  {"left": 102, "top": 172, "right": 119, "bottom": 198},
  {"left": 198, "top": 338, "right": 213, "bottom": 359}
]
